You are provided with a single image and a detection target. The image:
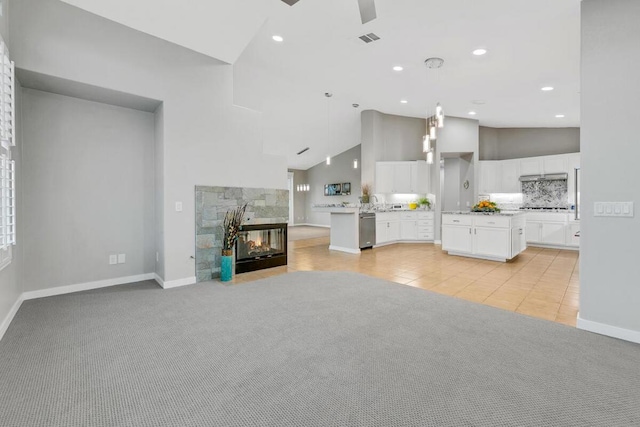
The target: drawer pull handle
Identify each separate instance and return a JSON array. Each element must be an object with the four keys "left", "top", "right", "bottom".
[
  {"left": 453, "top": 220, "right": 460, "bottom": 223},
  {"left": 488, "top": 221, "right": 495, "bottom": 224}
]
